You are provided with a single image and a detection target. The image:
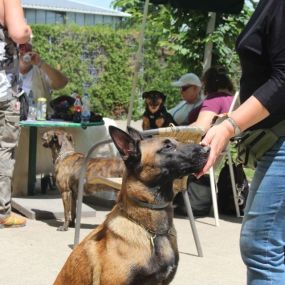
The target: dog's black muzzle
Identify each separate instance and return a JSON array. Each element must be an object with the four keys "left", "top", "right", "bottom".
[{"left": 162, "top": 144, "right": 210, "bottom": 177}]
